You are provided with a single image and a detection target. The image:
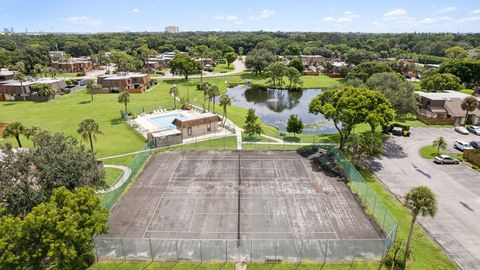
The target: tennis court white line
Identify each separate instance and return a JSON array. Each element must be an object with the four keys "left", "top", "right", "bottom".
[
  {"left": 142, "top": 191, "right": 166, "bottom": 238},
  {"left": 188, "top": 199, "right": 199, "bottom": 232},
  {"left": 167, "top": 158, "right": 182, "bottom": 184}
]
